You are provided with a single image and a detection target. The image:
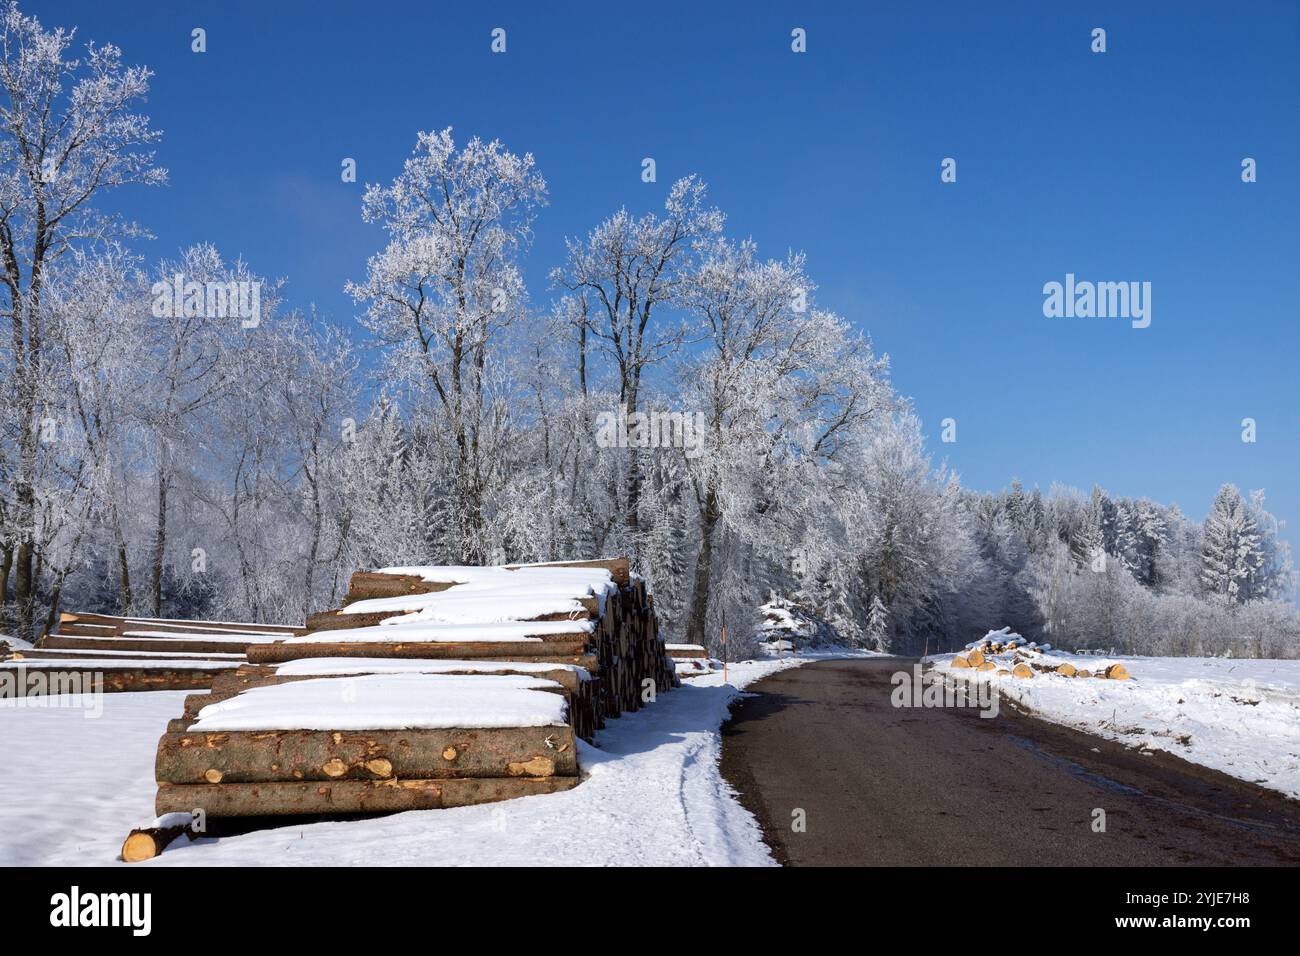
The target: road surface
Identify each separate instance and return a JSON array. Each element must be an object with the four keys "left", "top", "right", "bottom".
[{"left": 719, "top": 658, "right": 1300, "bottom": 865}]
